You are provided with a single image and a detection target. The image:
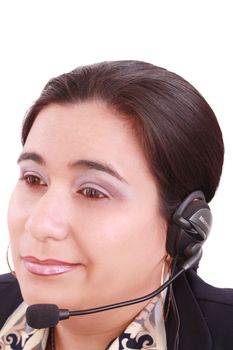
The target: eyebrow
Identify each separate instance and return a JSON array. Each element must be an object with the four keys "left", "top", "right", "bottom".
[
  {"left": 17, "top": 152, "right": 127, "bottom": 183},
  {"left": 17, "top": 152, "right": 45, "bottom": 165},
  {"left": 70, "top": 159, "right": 127, "bottom": 183}
]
